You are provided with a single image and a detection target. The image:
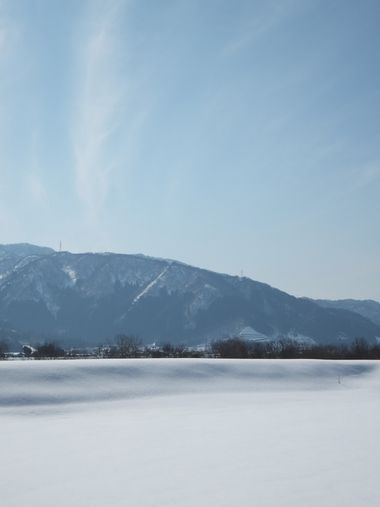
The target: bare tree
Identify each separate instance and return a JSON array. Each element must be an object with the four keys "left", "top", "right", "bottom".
[
  {"left": 211, "top": 338, "right": 249, "bottom": 358},
  {"left": 33, "top": 342, "right": 65, "bottom": 358},
  {"left": 115, "top": 335, "right": 142, "bottom": 358},
  {"left": 0, "top": 340, "right": 8, "bottom": 359}
]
